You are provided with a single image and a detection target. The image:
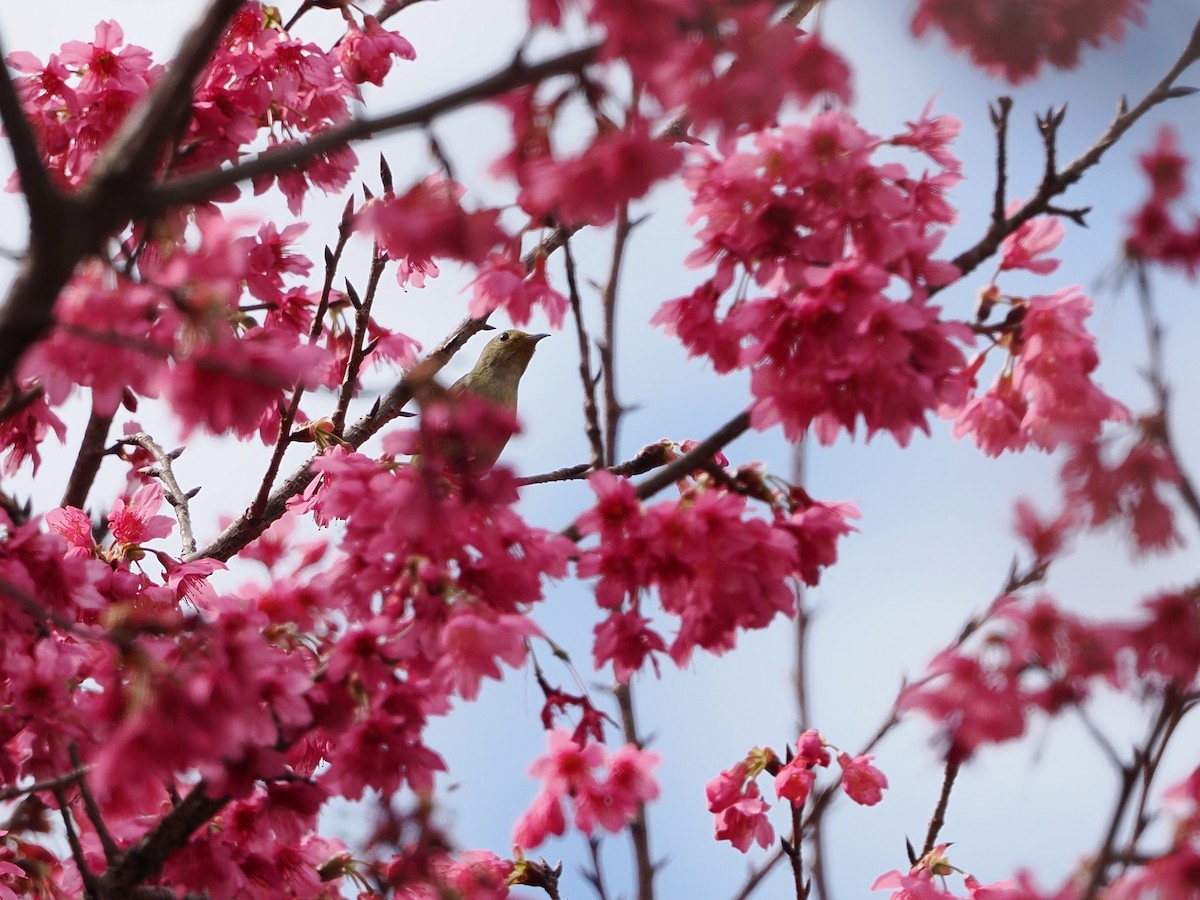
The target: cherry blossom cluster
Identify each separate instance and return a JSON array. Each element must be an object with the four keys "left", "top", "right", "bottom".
[
  {"left": 0, "top": 483, "right": 361, "bottom": 896},
  {"left": 512, "top": 729, "right": 660, "bottom": 849},
  {"left": 527, "top": 0, "right": 851, "bottom": 140},
  {"left": 15, "top": 217, "right": 328, "bottom": 443},
  {"left": 706, "top": 731, "right": 887, "bottom": 853},
  {"left": 8, "top": 3, "right": 414, "bottom": 210},
  {"left": 901, "top": 588, "right": 1200, "bottom": 765},
  {"left": 1126, "top": 126, "right": 1200, "bottom": 273},
  {"left": 911, "top": 0, "right": 1148, "bottom": 83},
  {"left": 578, "top": 470, "right": 857, "bottom": 678},
  {"left": 656, "top": 108, "right": 971, "bottom": 445},
  {"left": 949, "top": 208, "right": 1129, "bottom": 456}
]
